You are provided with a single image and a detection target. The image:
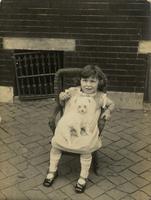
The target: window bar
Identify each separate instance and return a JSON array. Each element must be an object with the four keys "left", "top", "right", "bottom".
[
  {"left": 29, "top": 54, "right": 37, "bottom": 95},
  {"left": 41, "top": 53, "right": 48, "bottom": 94},
  {"left": 47, "top": 53, "right": 53, "bottom": 93},
  {"left": 47, "top": 53, "right": 51, "bottom": 74},
  {"left": 18, "top": 56, "right": 25, "bottom": 95},
  {"left": 23, "top": 55, "right": 32, "bottom": 95},
  {"left": 35, "top": 54, "right": 42, "bottom": 94},
  {"left": 53, "top": 52, "right": 58, "bottom": 73},
  {"left": 57, "top": 52, "right": 61, "bottom": 70}
]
